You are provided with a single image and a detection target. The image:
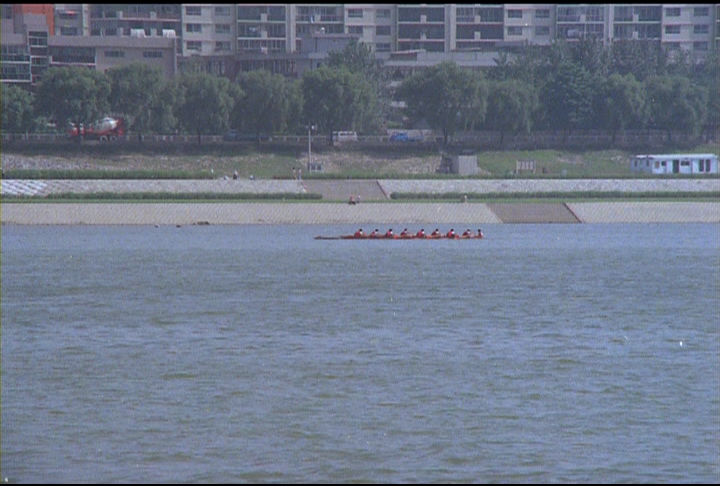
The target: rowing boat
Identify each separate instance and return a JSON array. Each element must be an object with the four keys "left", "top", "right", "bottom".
[{"left": 315, "top": 234, "right": 483, "bottom": 240}]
